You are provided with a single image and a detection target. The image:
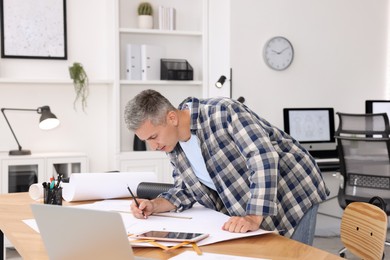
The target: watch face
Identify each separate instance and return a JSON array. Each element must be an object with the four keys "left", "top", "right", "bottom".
[{"left": 263, "top": 36, "right": 294, "bottom": 71}]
